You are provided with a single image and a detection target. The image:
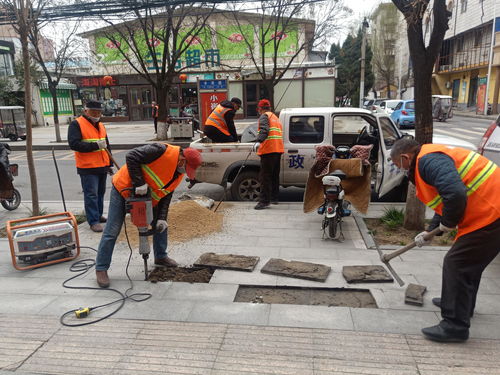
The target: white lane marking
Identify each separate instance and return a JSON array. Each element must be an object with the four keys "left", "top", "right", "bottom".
[
  {"left": 473, "top": 127, "right": 488, "bottom": 132},
  {"left": 434, "top": 128, "right": 476, "bottom": 140},
  {"left": 449, "top": 127, "right": 484, "bottom": 135}
]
